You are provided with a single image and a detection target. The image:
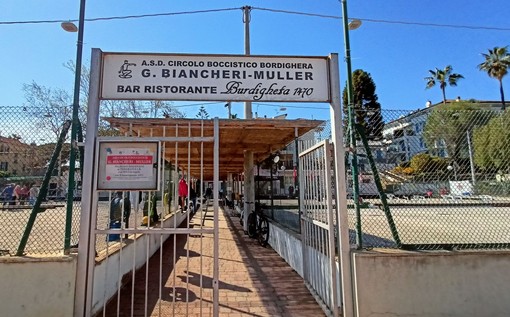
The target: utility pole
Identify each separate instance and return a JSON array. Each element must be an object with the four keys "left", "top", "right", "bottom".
[
  {"left": 243, "top": 6, "right": 252, "bottom": 119},
  {"left": 242, "top": 6, "right": 254, "bottom": 233},
  {"left": 225, "top": 102, "right": 232, "bottom": 119}
]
